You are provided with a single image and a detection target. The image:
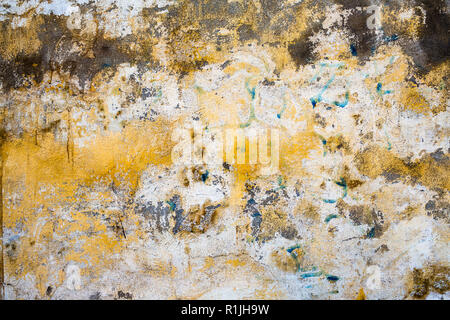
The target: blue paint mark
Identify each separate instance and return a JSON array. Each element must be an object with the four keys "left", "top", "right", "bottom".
[
  {"left": 319, "top": 62, "right": 344, "bottom": 68},
  {"left": 245, "top": 79, "right": 256, "bottom": 100},
  {"left": 287, "top": 244, "right": 301, "bottom": 254},
  {"left": 326, "top": 275, "right": 340, "bottom": 282},
  {"left": 325, "top": 214, "right": 339, "bottom": 223},
  {"left": 251, "top": 211, "right": 261, "bottom": 217},
  {"left": 322, "top": 76, "right": 335, "bottom": 93},
  {"left": 277, "top": 102, "right": 287, "bottom": 119},
  {"left": 335, "top": 178, "right": 346, "bottom": 188},
  {"left": 323, "top": 178, "right": 347, "bottom": 203},
  {"left": 309, "top": 63, "right": 351, "bottom": 109},
  {"left": 350, "top": 44, "right": 357, "bottom": 56},
  {"left": 384, "top": 34, "right": 399, "bottom": 43},
  {"left": 366, "top": 227, "right": 376, "bottom": 238},
  {"left": 309, "top": 62, "right": 343, "bottom": 84},
  {"left": 240, "top": 79, "right": 257, "bottom": 128},
  {"left": 287, "top": 244, "right": 302, "bottom": 272},
  {"left": 377, "top": 83, "right": 393, "bottom": 95},
  {"left": 385, "top": 130, "right": 393, "bottom": 151},
  {"left": 333, "top": 91, "right": 349, "bottom": 108},
  {"left": 166, "top": 200, "right": 176, "bottom": 212},
  {"left": 336, "top": 178, "right": 348, "bottom": 198},
  {"left": 248, "top": 87, "right": 256, "bottom": 100},
  {"left": 277, "top": 176, "right": 286, "bottom": 189},
  {"left": 318, "top": 135, "right": 327, "bottom": 156},
  {"left": 201, "top": 170, "right": 209, "bottom": 182},
  {"left": 376, "top": 82, "right": 383, "bottom": 92},
  {"left": 310, "top": 75, "right": 335, "bottom": 108},
  {"left": 300, "top": 271, "right": 323, "bottom": 279}
]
